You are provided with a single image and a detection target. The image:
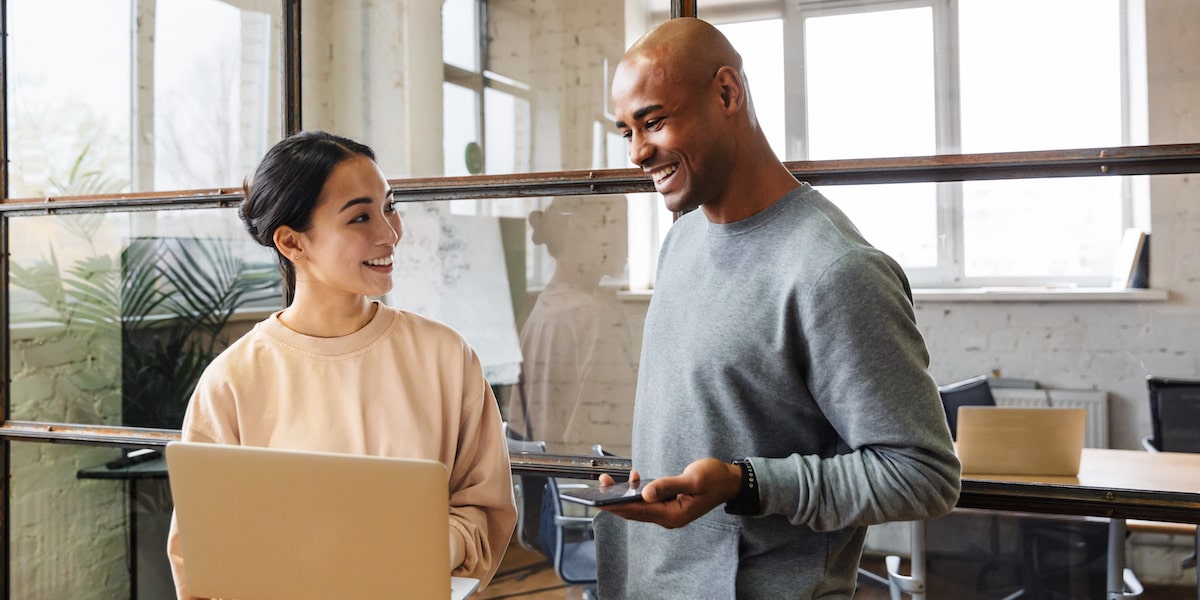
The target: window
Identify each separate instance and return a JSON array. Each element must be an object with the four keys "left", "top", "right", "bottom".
[
  {"left": 441, "top": 0, "right": 533, "bottom": 181},
  {"left": 795, "top": 0, "right": 1143, "bottom": 287},
  {"left": 6, "top": 0, "right": 279, "bottom": 197},
  {"left": 628, "top": 1, "right": 1146, "bottom": 289}
]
